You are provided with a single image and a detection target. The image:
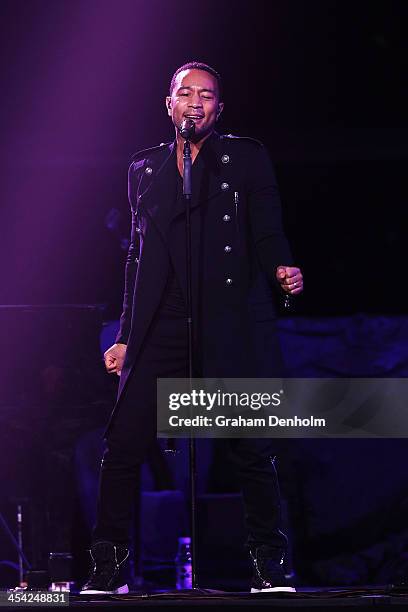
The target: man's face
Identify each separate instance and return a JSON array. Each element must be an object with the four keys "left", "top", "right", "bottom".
[{"left": 166, "top": 69, "right": 224, "bottom": 141}]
